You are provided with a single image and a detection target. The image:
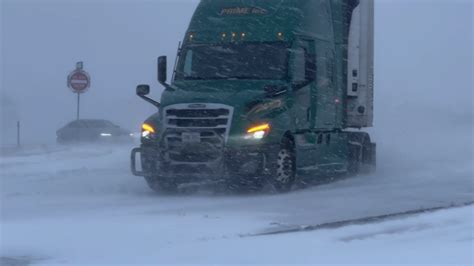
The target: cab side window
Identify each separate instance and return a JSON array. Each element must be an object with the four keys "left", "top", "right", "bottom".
[{"left": 183, "top": 50, "right": 193, "bottom": 77}]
